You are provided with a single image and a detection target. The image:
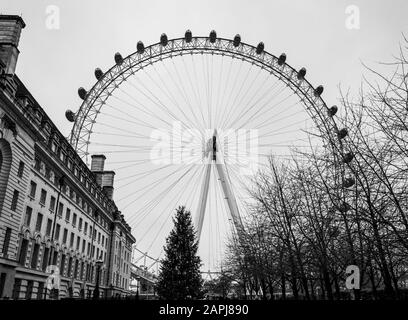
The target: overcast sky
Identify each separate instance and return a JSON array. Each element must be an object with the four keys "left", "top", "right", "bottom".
[
  {"left": 3, "top": 0, "right": 408, "bottom": 271},
  {"left": 3, "top": 0, "right": 408, "bottom": 136}
]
